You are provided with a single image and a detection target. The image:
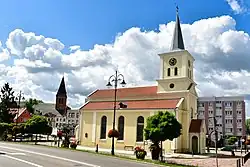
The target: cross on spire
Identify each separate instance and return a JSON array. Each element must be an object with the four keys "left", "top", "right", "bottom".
[{"left": 170, "top": 5, "right": 185, "bottom": 51}]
